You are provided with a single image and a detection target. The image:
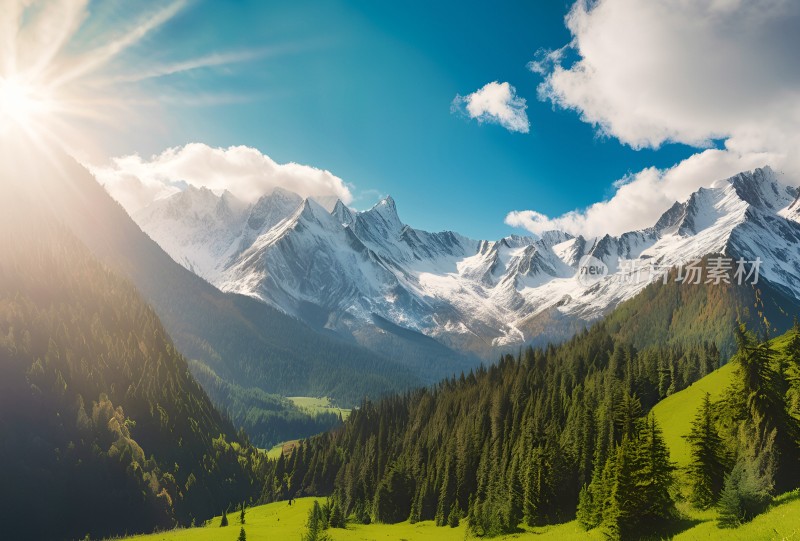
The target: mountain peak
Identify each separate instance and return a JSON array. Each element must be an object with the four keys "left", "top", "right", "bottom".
[
  {"left": 362, "top": 195, "right": 403, "bottom": 231},
  {"left": 723, "top": 166, "right": 793, "bottom": 211},
  {"left": 332, "top": 199, "right": 356, "bottom": 227},
  {"left": 297, "top": 197, "right": 333, "bottom": 224}
]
